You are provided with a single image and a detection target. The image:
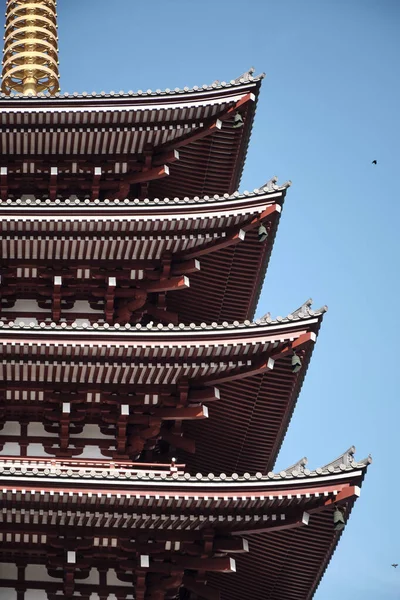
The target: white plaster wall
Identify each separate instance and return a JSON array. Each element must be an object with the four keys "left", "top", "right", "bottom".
[
  {"left": 107, "top": 569, "right": 132, "bottom": 587},
  {"left": 0, "top": 563, "right": 17, "bottom": 580},
  {"left": 2, "top": 299, "right": 102, "bottom": 317},
  {"left": 1, "top": 423, "right": 112, "bottom": 458},
  {"left": 3, "top": 299, "right": 47, "bottom": 313},
  {"left": 27, "top": 423, "right": 54, "bottom": 438},
  {"left": 0, "top": 441, "right": 106, "bottom": 460},
  {"left": 83, "top": 568, "right": 99, "bottom": 585},
  {"left": 0, "top": 423, "right": 21, "bottom": 455},
  {"left": 64, "top": 301, "right": 102, "bottom": 314},
  {"left": 0, "top": 589, "right": 17, "bottom": 599},
  {"left": 26, "top": 591, "right": 50, "bottom": 600},
  {"left": 89, "top": 592, "right": 116, "bottom": 600},
  {"left": 77, "top": 446, "right": 105, "bottom": 459},
  {"left": 0, "top": 442, "right": 20, "bottom": 456},
  {"left": 1, "top": 422, "right": 21, "bottom": 436},
  {"left": 26, "top": 444, "right": 54, "bottom": 457}
]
